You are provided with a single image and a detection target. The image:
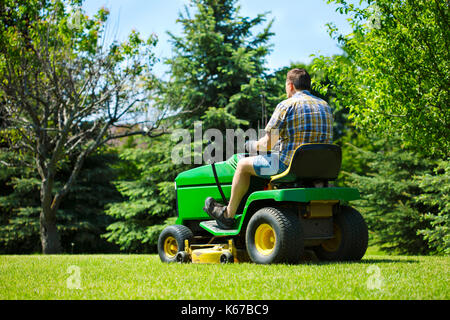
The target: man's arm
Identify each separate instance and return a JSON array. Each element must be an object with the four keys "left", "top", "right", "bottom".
[
  {"left": 245, "top": 101, "right": 286, "bottom": 154},
  {"left": 256, "top": 131, "right": 279, "bottom": 151},
  {"left": 245, "top": 130, "right": 279, "bottom": 154}
]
